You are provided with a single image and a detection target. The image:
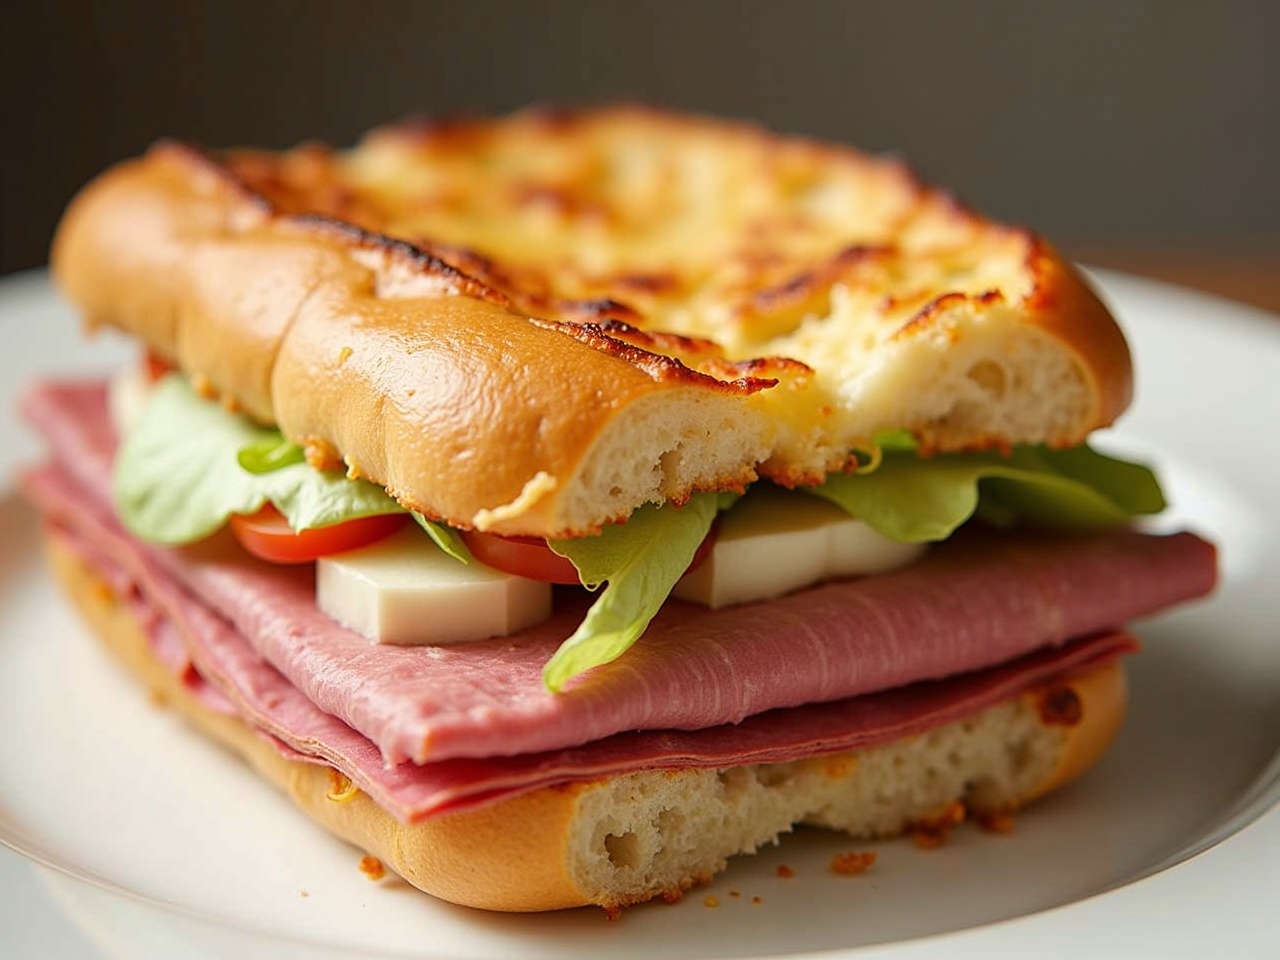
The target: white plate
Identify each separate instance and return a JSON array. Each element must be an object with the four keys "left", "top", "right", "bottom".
[{"left": 0, "top": 268, "right": 1277, "bottom": 960}]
